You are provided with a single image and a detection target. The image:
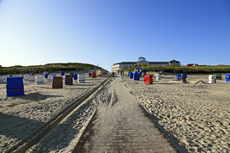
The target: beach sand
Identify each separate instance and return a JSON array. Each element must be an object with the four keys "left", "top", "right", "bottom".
[
  {"left": 1, "top": 72, "right": 230, "bottom": 152},
  {"left": 0, "top": 72, "right": 110, "bottom": 152},
  {"left": 124, "top": 73, "right": 230, "bottom": 152}
]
